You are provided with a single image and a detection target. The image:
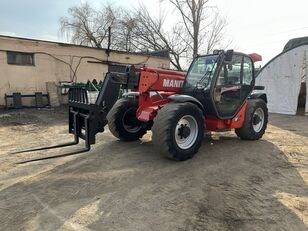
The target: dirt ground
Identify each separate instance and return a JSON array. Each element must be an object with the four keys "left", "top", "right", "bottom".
[{"left": 0, "top": 107, "right": 307, "bottom": 231}]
